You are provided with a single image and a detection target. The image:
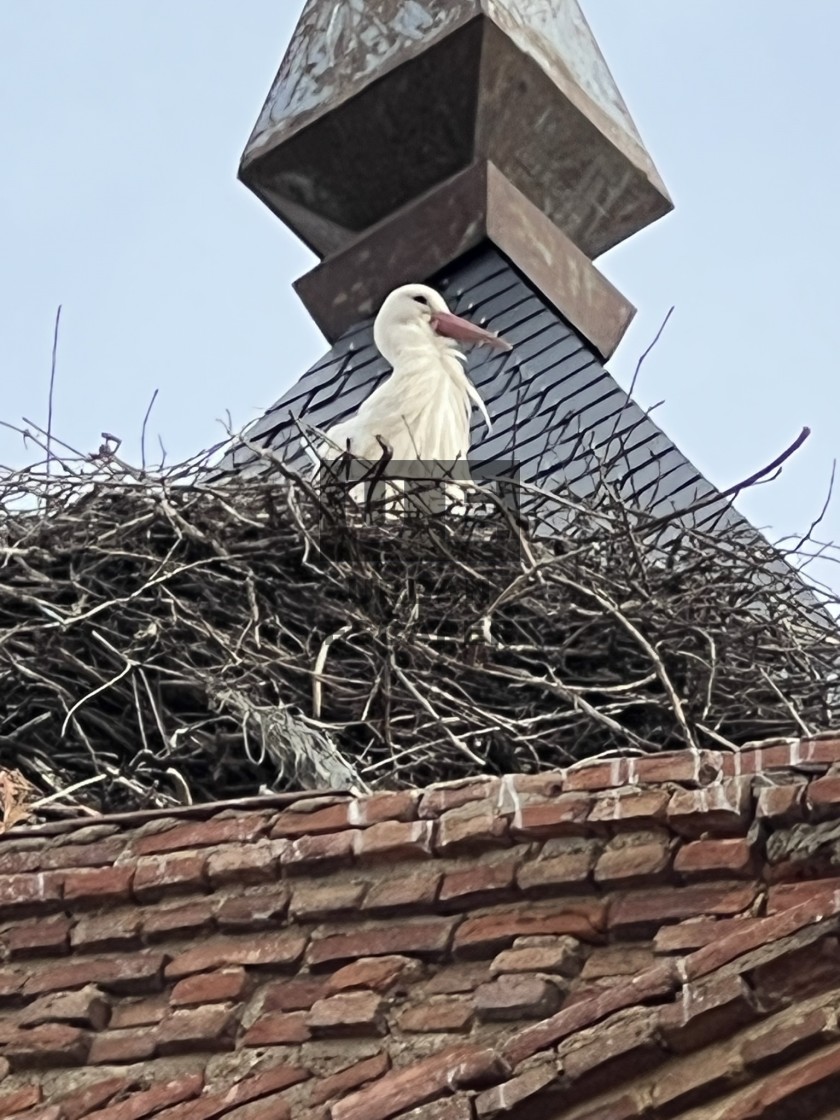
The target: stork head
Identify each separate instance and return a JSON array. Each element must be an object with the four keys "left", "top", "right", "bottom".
[{"left": 373, "top": 283, "right": 512, "bottom": 366}]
